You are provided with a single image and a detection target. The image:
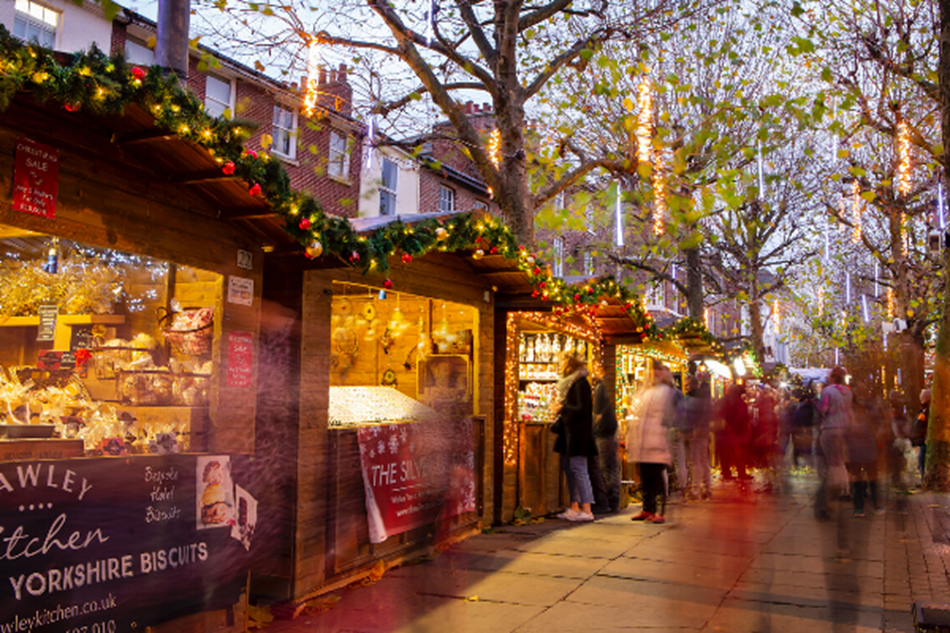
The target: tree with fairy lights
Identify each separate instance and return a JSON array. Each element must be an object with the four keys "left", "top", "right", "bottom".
[
  {"left": 788, "top": 0, "right": 950, "bottom": 488},
  {"left": 190, "top": 0, "right": 718, "bottom": 247}
]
